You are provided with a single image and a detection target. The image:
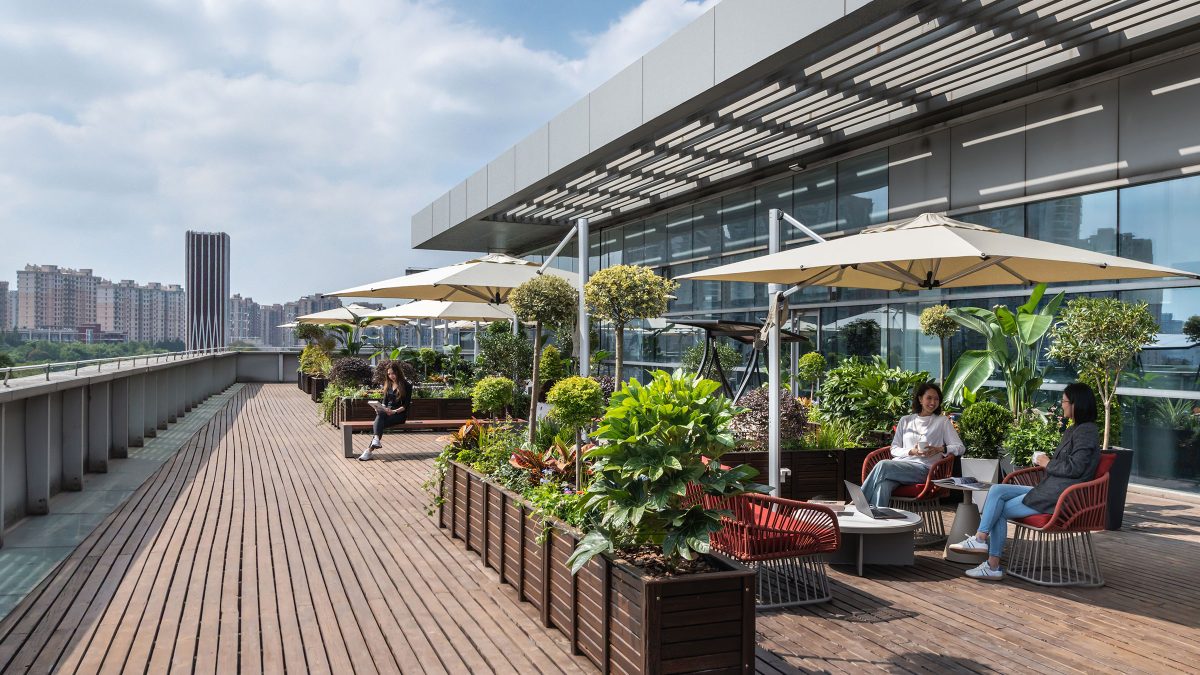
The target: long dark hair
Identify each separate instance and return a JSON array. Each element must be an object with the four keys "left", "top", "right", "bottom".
[
  {"left": 911, "top": 382, "right": 944, "bottom": 415},
  {"left": 1063, "top": 382, "right": 1097, "bottom": 424},
  {"left": 385, "top": 361, "right": 410, "bottom": 395}
]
